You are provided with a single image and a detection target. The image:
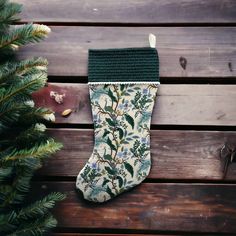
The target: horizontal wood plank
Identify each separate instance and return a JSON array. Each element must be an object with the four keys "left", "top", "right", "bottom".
[
  {"left": 39, "top": 129, "right": 236, "bottom": 180},
  {"left": 52, "top": 234, "right": 176, "bottom": 236},
  {"left": 18, "top": 27, "right": 236, "bottom": 78},
  {"left": 31, "top": 182, "right": 236, "bottom": 233},
  {"left": 32, "top": 83, "right": 236, "bottom": 126},
  {"left": 16, "top": 0, "right": 236, "bottom": 24}
]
